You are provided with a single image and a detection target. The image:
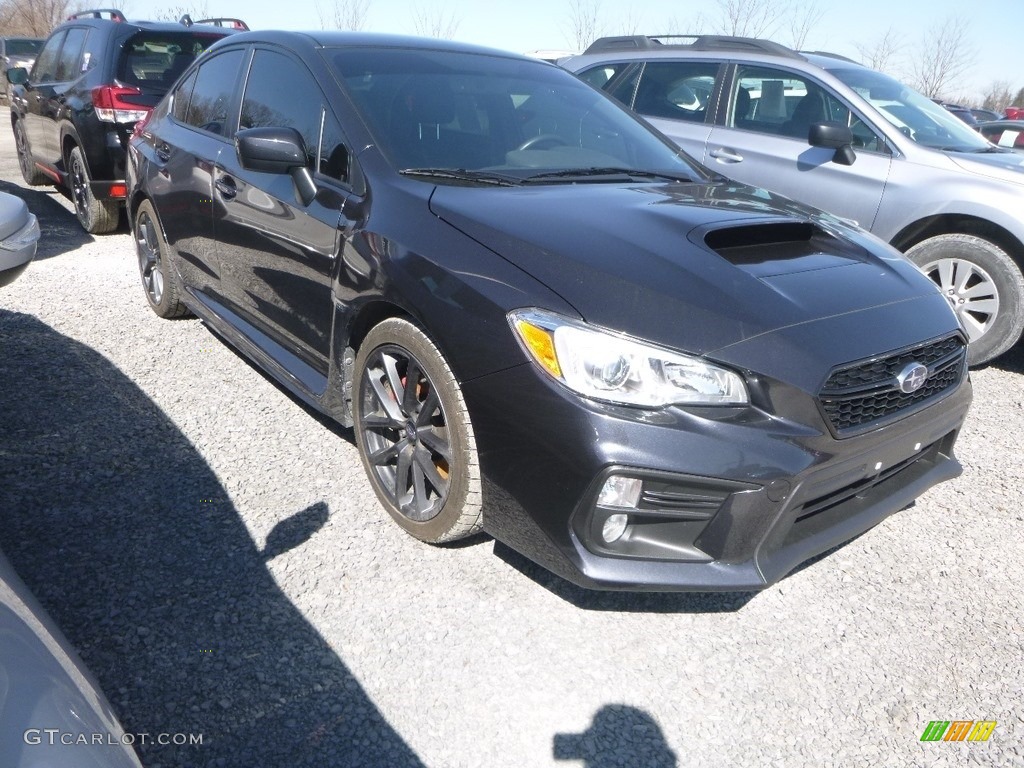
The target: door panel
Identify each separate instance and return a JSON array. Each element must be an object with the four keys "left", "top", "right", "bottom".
[{"left": 707, "top": 63, "right": 891, "bottom": 231}]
